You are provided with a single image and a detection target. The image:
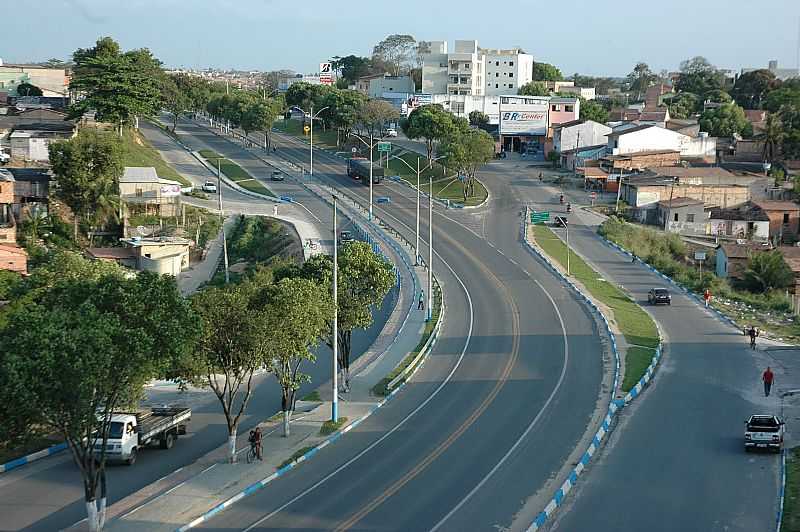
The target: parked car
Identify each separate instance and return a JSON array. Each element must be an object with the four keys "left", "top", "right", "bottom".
[
  {"left": 0, "top": 151, "right": 9, "bottom": 165},
  {"left": 385, "top": 128, "right": 398, "bottom": 138},
  {"left": 201, "top": 181, "right": 217, "bottom": 193},
  {"left": 745, "top": 414, "right": 784, "bottom": 452},
  {"left": 647, "top": 288, "right": 671, "bottom": 305},
  {"left": 271, "top": 170, "right": 284, "bottom": 181}
]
